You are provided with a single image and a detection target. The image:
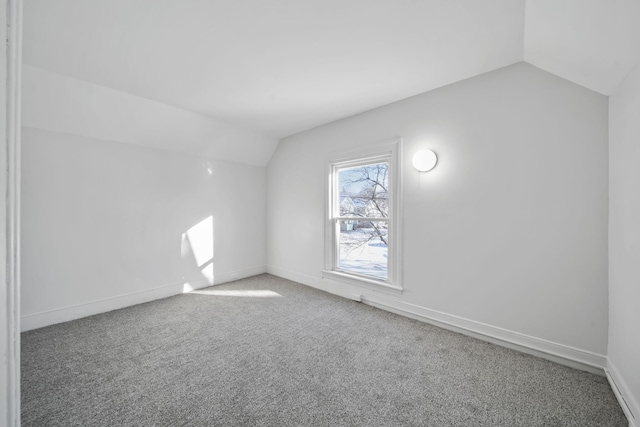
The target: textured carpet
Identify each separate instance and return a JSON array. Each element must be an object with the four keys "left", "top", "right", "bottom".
[{"left": 22, "top": 274, "right": 626, "bottom": 426}]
